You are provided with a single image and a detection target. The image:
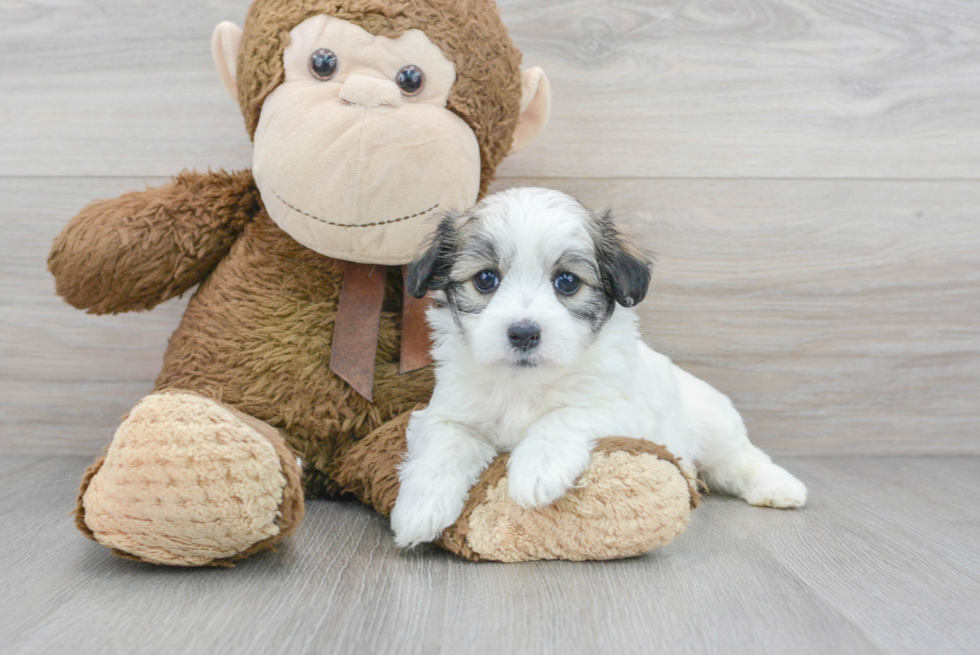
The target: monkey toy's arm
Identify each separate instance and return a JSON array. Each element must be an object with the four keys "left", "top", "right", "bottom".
[{"left": 48, "top": 170, "right": 260, "bottom": 314}]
